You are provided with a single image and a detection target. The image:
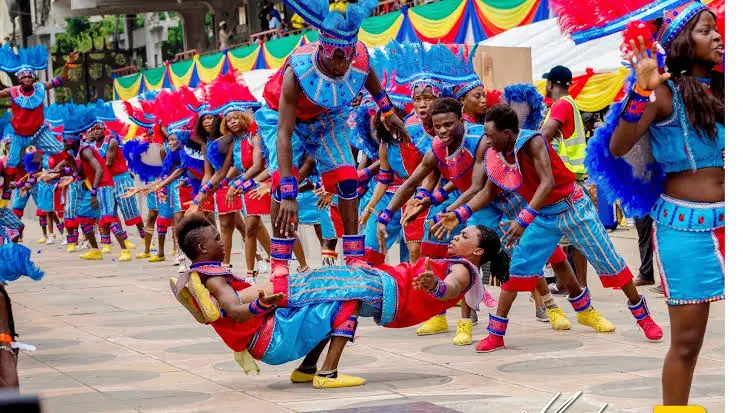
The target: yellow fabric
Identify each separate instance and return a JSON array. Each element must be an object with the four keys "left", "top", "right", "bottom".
[
  {"left": 143, "top": 72, "right": 164, "bottom": 91},
  {"left": 534, "top": 67, "right": 629, "bottom": 112},
  {"left": 113, "top": 74, "right": 142, "bottom": 101},
  {"left": 234, "top": 349, "right": 261, "bottom": 375},
  {"left": 329, "top": 1, "right": 349, "bottom": 13},
  {"left": 473, "top": 0, "right": 540, "bottom": 30},
  {"left": 291, "top": 14, "right": 306, "bottom": 30},
  {"left": 262, "top": 36, "right": 303, "bottom": 69},
  {"left": 407, "top": 0, "right": 467, "bottom": 38},
  {"left": 228, "top": 47, "right": 260, "bottom": 72},
  {"left": 168, "top": 64, "right": 195, "bottom": 89},
  {"left": 195, "top": 55, "right": 226, "bottom": 83},
  {"left": 359, "top": 14, "right": 405, "bottom": 47},
  {"left": 548, "top": 95, "right": 587, "bottom": 175}
]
